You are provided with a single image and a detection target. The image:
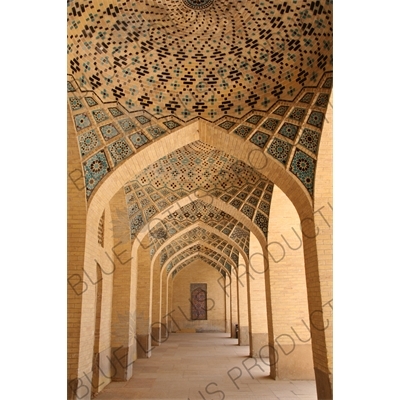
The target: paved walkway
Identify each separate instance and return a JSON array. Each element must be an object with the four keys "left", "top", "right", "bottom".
[{"left": 94, "top": 333, "right": 317, "bottom": 400}]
